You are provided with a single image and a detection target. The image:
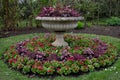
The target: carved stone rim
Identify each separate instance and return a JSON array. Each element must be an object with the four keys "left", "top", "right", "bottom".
[{"left": 36, "top": 17, "right": 84, "bottom": 21}]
